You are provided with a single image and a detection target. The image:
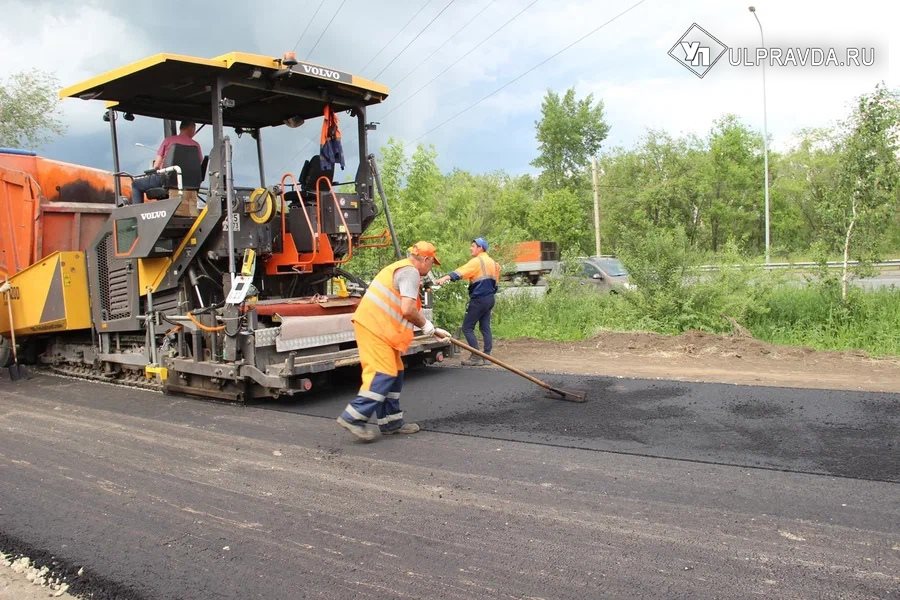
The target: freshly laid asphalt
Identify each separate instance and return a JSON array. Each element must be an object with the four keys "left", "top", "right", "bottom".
[
  {"left": 0, "top": 367, "right": 898, "bottom": 599},
  {"left": 262, "top": 364, "right": 900, "bottom": 482}
]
